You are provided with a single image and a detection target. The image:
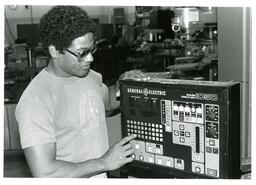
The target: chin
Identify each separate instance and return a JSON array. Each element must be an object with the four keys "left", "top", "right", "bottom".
[{"left": 76, "top": 69, "right": 90, "bottom": 77}]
